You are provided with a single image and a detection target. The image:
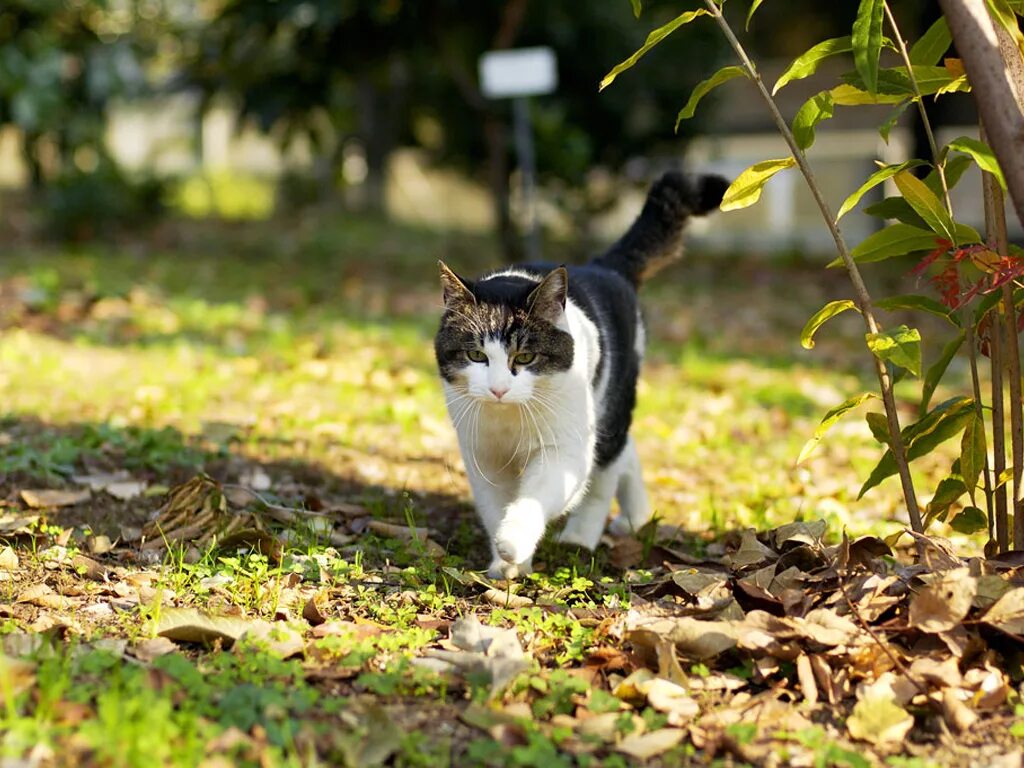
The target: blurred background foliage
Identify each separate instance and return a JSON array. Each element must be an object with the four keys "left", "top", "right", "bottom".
[{"left": 0, "top": 0, "right": 946, "bottom": 250}]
